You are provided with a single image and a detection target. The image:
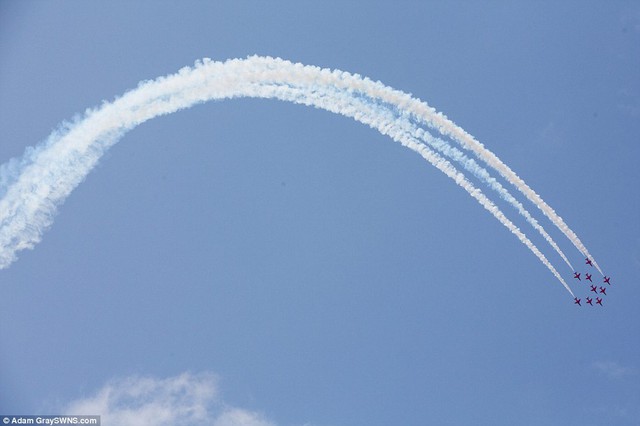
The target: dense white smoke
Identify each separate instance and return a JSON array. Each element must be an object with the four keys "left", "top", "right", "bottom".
[{"left": 1, "top": 56, "right": 594, "bottom": 295}]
